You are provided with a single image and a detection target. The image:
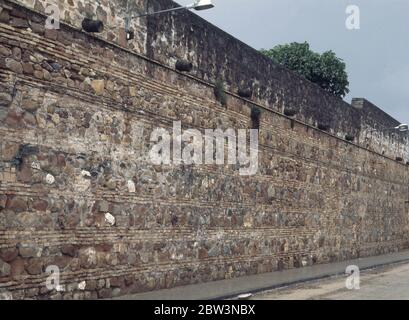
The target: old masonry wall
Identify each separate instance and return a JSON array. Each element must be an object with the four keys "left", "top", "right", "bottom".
[{"left": 0, "top": 0, "right": 409, "bottom": 299}]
